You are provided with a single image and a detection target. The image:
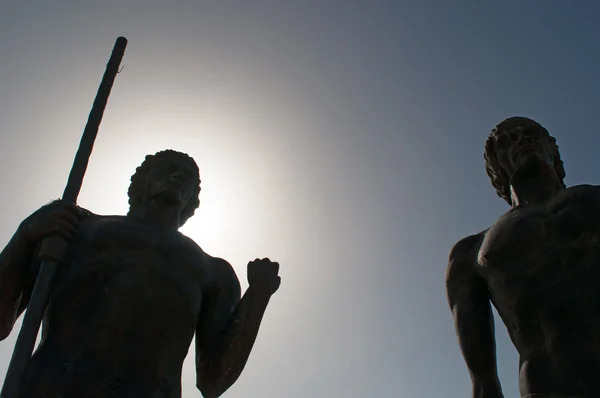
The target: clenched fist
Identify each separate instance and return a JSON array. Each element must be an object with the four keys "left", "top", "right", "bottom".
[
  {"left": 19, "top": 200, "right": 86, "bottom": 244},
  {"left": 247, "top": 258, "right": 281, "bottom": 296}
]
